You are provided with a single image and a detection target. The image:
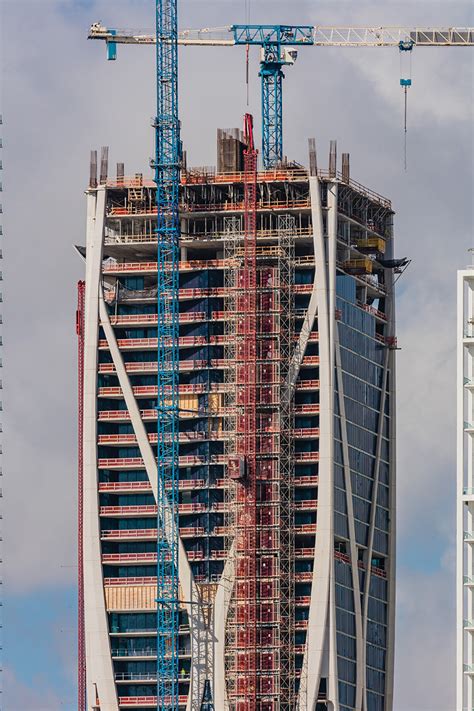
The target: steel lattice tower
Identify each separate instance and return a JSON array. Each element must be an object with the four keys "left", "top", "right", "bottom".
[
  {"left": 154, "top": 0, "right": 180, "bottom": 708},
  {"left": 260, "top": 56, "right": 284, "bottom": 169}
]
